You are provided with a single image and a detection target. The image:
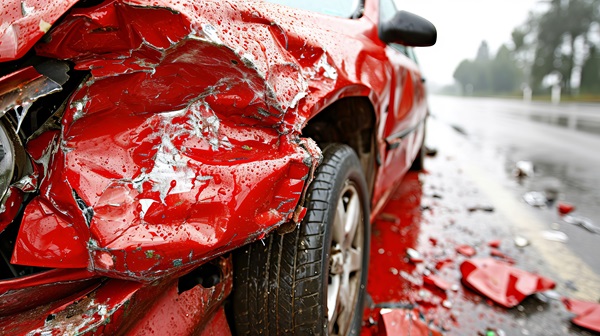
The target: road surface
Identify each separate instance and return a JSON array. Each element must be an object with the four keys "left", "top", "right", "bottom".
[{"left": 362, "top": 95, "right": 600, "bottom": 335}]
